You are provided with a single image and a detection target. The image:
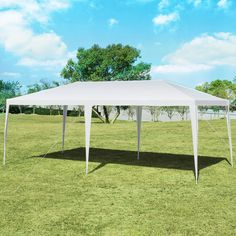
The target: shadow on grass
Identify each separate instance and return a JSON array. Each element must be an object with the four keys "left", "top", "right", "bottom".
[{"left": 34, "top": 147, "right": 228, "bottom": 175}]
